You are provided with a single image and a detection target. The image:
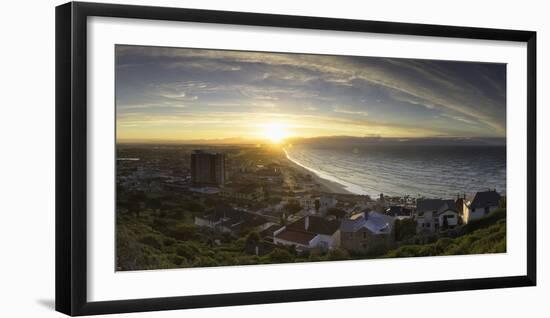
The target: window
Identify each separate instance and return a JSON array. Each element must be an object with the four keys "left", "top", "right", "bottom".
[
  {"left": 485, "top": 207, "right": 490, "bottom": 215},
  {"left": 363, "top": 232, "right": 367, "bottom": 239}
]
